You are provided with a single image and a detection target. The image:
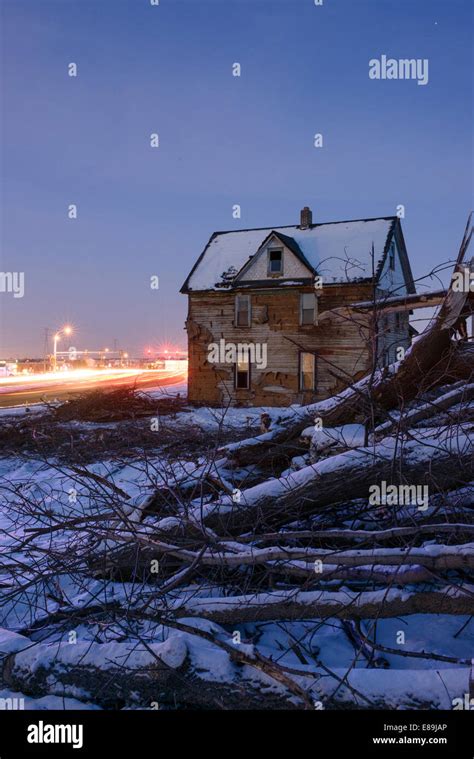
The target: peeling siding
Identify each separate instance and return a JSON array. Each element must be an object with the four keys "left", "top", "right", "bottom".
[{"left": 186, "top": 285, "right": 379, "bottom": 406}]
